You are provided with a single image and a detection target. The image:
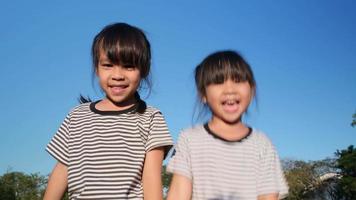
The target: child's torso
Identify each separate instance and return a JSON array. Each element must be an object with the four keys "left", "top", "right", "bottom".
[
  {"left": 67, "top": 104, "right": 150, "bottom": 199},
  {"left": 187, "top": 126, "right": 263, "bottom": 199}
]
